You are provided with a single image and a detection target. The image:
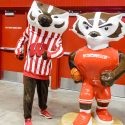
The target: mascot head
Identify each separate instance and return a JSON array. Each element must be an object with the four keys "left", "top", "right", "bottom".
[
  {"left": 27, "top": 0, "right": 69, "bottom": 35},
  {"left": 73, "top": 12, "right": 125, "bottom": 50}
]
